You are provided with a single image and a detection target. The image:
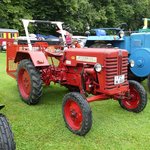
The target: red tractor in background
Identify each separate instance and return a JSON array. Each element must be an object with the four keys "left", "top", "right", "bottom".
[{"left": 6, "top": 19, "right": 147, "bottom": 136}]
